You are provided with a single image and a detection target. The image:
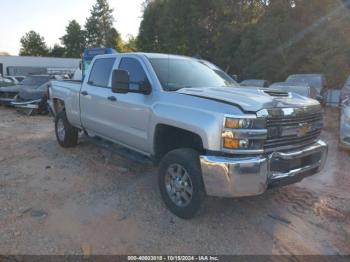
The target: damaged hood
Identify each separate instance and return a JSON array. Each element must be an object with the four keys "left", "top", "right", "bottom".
[
  {"left": 0, "top": 84, "right": 36, "bottom": 94},
  {"left": 177, "top": 86, "right": 320, "bottom": 112},
  {"left": 17, "top": 87, "right": 47, "bottom": 101}
]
